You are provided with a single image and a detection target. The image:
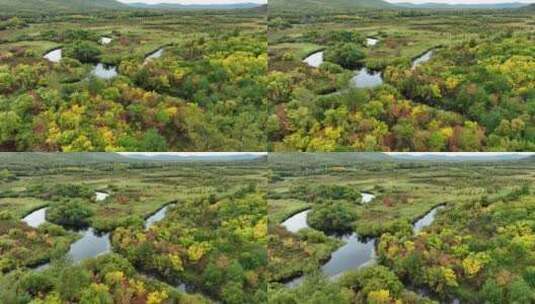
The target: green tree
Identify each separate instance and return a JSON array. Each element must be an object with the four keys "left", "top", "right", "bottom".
[
  {"left": 46, "top": 199, "right": 94, "bottom": 227},
  {"left": 0, "top": 111, "right": 21, "bottom": 144},
  {"left": 80, "top": 283, "right": 113, "bottom": 304},
  {"left": 57, "top": 266, "right": 91, "bottom": 302},
  {"left": 324, "top": 43, "right": 366, "bottom": 69},
  {"left": 139, "top": 129, "right": 168, "bottom": 152},
  {"left": 64, "top": 41, "right": 101, "bottom": 63},
  {"left": 308, "top": 202, "right": 357, "bottom": 233}
]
